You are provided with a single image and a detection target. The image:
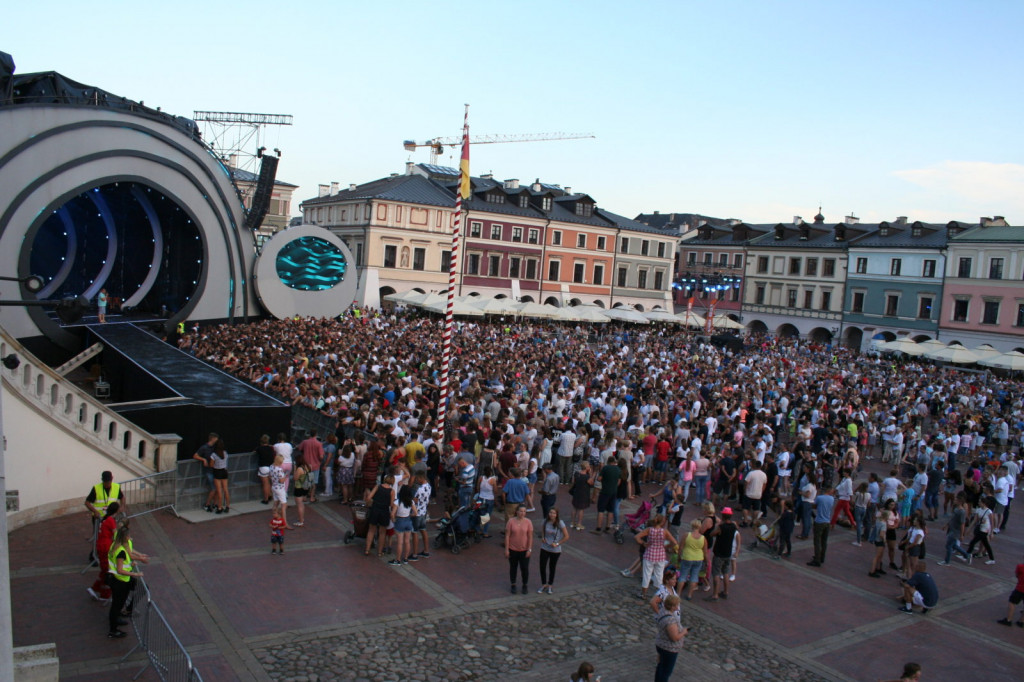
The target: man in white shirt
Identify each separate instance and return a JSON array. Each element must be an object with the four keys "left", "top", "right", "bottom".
[
  {"left": 742, "top": 460, "right": 768, "bottom": 526},
  {"left": 993, "top": 466, "right": 1012, "bottom": 533}
]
